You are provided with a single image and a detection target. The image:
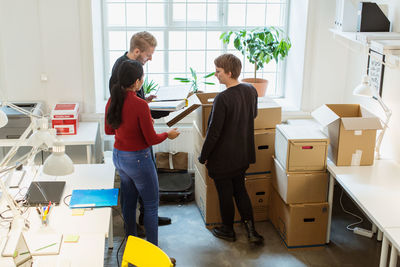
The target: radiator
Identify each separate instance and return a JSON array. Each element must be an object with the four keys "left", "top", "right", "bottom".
[{"left": 154, "top": 126, "right": 194, "bottom": 171}]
